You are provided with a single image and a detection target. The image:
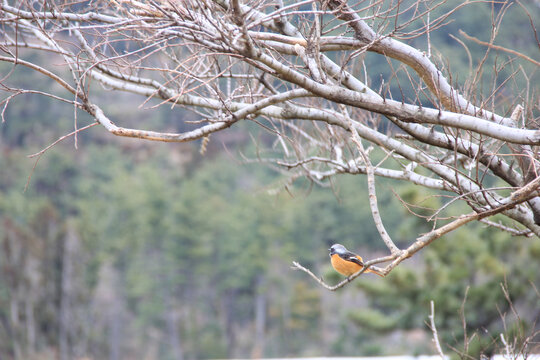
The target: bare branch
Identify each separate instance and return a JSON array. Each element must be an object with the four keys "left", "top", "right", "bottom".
[
  {"left": 347, "top": 109, "right": 401, "bottom": 254},
  {"left": 27, "top": 122, "right": 99, "bottom": 158},
  {"left": 460, "top": 30, "right": 540, "bottom": 68},
  {"left": 292, "top": 255, "right": 393, "bottom": 291},
  {"left": 2, "top": 0, "right": 539, "bottom": 287},
  {"left": 428, "top": 300, "right": 446, "bottom": 360}
]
